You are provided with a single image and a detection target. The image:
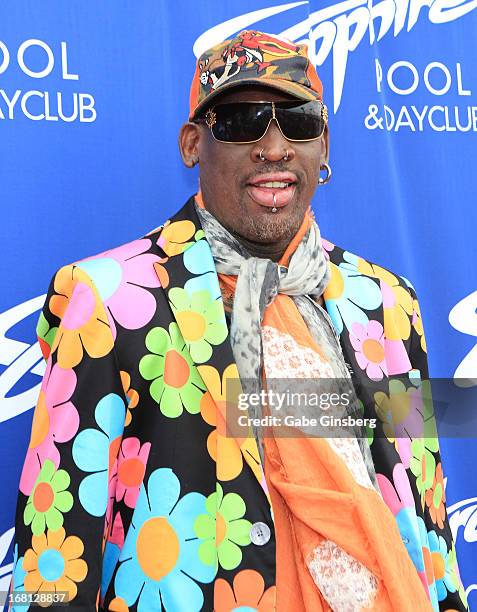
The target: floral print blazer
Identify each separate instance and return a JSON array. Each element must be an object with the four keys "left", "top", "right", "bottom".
[{"left": 12, "top": 196, "right": 467, "bottom": 611}]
